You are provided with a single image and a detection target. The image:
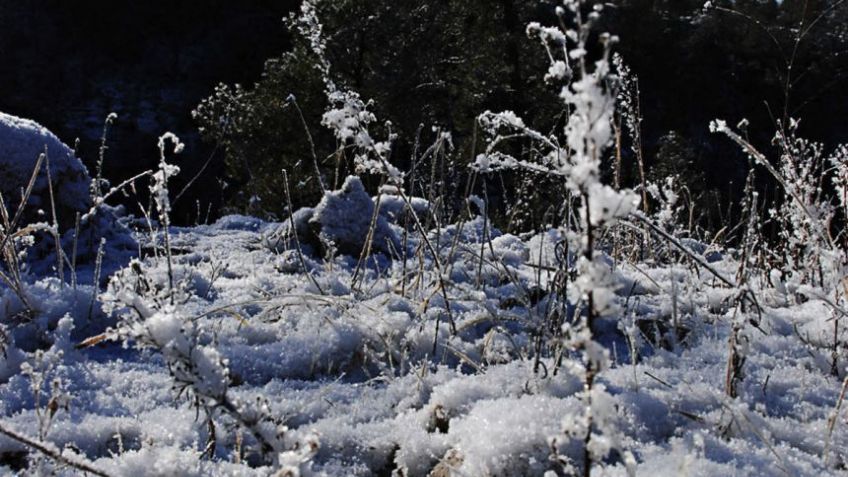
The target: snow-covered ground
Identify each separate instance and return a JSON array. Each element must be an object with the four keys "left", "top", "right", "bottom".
[
  {"left": 2, "top": 0, "right": 848, "bottom": 474},
  {"left": 1, "top": 204, "right": 846, "bottom": 476}
]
